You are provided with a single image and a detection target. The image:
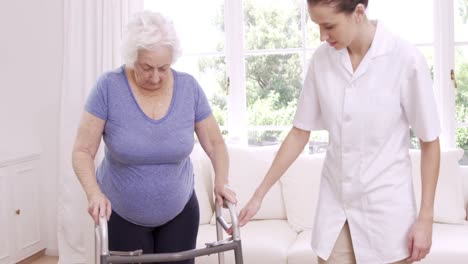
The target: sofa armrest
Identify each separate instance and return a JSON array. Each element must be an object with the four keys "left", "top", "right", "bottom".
[{"left": 462, "top": 166, "right": 468, "bottom": 221}]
